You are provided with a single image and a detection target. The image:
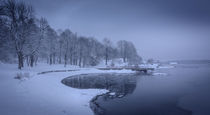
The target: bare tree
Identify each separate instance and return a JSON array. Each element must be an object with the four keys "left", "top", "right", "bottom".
[
  {"left": 60, "top": 29, "right": 72, "bottom": 67},
  {"left": 0, "top": 0, "right": 141, "bottom": 67},
  {"left": 1, "top": 0, "right": 35, "bottom": 69},
  {"left": 117, "top": 40, "right": 141, "bottom": 64},
  {"left": 45, "top": 27, "right": 57, "bottom": 65},
  {"left": 103, "top": 38, "right": 112, "bottom": 65}
]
